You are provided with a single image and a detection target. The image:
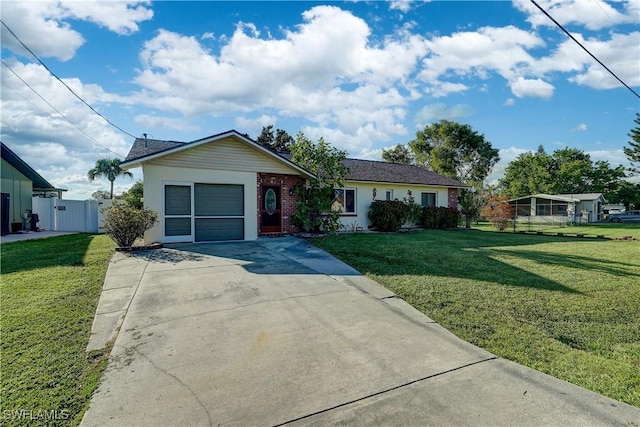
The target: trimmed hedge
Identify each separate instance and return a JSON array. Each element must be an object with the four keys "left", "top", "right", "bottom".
[
  {"left": 420, "top": 206, "right": 460, "bottom": 229},
  {"left": 368, "top": 200, "right": 410, "bottom": 232}
]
